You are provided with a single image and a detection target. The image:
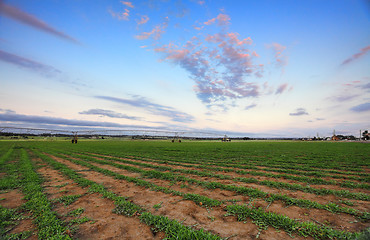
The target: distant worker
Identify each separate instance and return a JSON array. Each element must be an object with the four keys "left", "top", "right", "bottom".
[{"left": 72, "top": 134, "right": 78, "bottom": 144}]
